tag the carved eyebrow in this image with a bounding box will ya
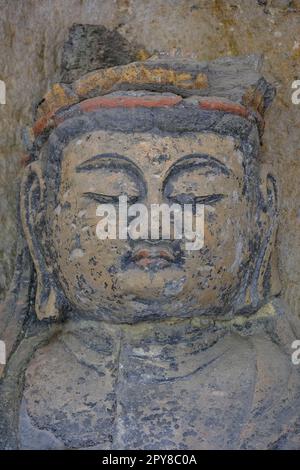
[78,152,147,188]
[166,153,231,178]
[163,153,231,190]
[76,153,143,179]
[76,153,146,197]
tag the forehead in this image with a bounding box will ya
[61,130,245,179]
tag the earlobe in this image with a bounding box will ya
[20,162,63,320]
[260,168,280,295]
[248,164,281,307]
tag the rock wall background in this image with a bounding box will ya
[0,0,299,316]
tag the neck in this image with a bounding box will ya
[51,301,278,384]
[63,300,277,356]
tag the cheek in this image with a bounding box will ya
[51,201,131,300]
[183,200,251,285]
[204,199,250,252]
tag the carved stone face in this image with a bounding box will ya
[41,128,265,322]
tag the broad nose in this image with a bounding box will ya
[143,186,165,207]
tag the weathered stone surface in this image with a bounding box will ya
[0,2,300,451]
[0,0,300,318]
[32,54,272,139]
[60,23,148,83]
[0,52,299,449]
[1,301,299,449]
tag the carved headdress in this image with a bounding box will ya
[28,51,275,155]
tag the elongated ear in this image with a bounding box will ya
[246,164,281,308]
[20,161,63,320]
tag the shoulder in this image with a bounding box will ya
[238,300,300,449]
[19,320,120,449]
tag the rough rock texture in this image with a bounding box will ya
[1,301,300,449]
[0,0,299,318]
[0,8,300,449]
[60,24,148,83]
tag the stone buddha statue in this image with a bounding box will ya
[0,32,299,449]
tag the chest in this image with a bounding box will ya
[18,334,256,449]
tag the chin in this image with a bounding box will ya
[115,266,188,301]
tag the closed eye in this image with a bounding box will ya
[168,193,225,206]
[83,192,139,204]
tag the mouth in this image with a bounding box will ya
[131,247,175,269]
[120,241,184,272]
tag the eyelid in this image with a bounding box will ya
[194,194,225,204]
[168,193,225,205]
[77,156,147,199]
[83,192,139,204]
